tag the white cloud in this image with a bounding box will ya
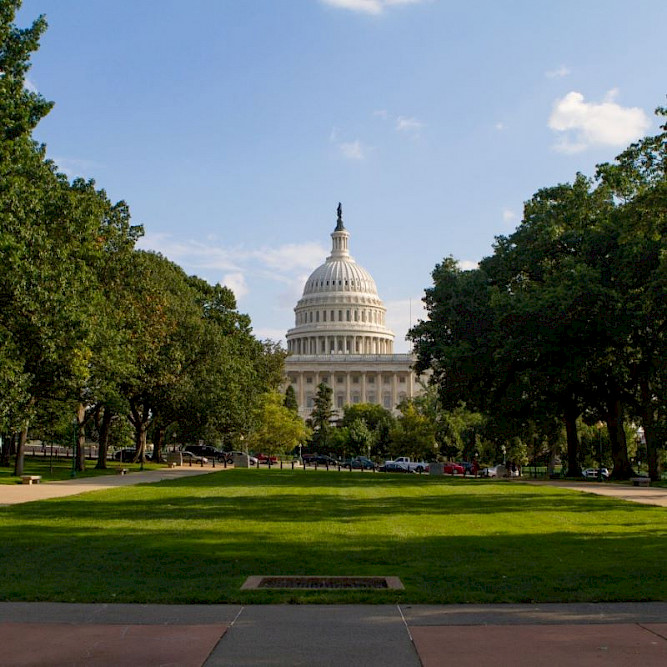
[502,208,517,223]
[320,0,425,15]
[373,109,389,119]
[339,140,365,160]
[251,242,327,272]
[252,327,287,344]
[138,234,327,304]
[458,259,479,271]
[24,77,38,93]
[395,115,423,134]
[495,122,505,131]
[548,90,650,154]
[49,155,102,179]
[222,272,249,300]
[546,65,570,79]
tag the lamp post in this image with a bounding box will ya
[71,416,77,478]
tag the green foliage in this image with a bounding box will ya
[247,391,310,456]
[389,399,438,461]
[283,384,298,413]
[308,382,334,451]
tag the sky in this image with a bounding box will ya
[18,0,667,352]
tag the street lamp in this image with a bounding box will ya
[71,416,78,478]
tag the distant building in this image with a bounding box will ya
[285,205,420,419]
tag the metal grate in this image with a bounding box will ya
[241,576,404,590]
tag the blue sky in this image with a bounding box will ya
[19,0,667,352]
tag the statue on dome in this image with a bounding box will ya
[335,202,344,230]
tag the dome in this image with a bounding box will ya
[302,259,378,297]
[286,205,395,357]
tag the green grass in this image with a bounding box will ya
[0,469,665,604]
[0,457,164,484]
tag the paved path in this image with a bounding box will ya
[0,466,218,505]
[0,602,665,665]
[525,479,667,507]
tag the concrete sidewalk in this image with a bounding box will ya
[526,479,667,507]
[0,602,665,666]
[0,466,219,505]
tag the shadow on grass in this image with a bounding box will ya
[0,516,664,604]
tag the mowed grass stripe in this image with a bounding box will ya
[0,469,664,604]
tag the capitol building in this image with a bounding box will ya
[285,205,421,419]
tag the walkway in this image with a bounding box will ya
[0,466,218,505]
[0,602,665,665]
[525,479,667,507]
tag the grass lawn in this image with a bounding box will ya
[0,469,664,604]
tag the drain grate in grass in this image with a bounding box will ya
[241,576,404,590]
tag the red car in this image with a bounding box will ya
[443,462,465,475]
[256,453,278,464]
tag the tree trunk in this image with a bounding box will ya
[605,397,634,480]
[95,407,112,470]
[152,425,166,463]
[638,376,660,482]
[76,403,86,472]
[563,405,581,477]
[129,401,151,462]
[14,423,29,477]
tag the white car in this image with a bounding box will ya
[481,465,519,478]
[582,468,609,480]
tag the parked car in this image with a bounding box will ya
[378,461,415,474]
[481,464,519,478]
[183,445,227,462]
[113,448,137,462]
[227,451,258,465]
[582,468,610,480]
[443,462,465,475]
[180,451,209,464]
[256,453,278,464]
[342,456,376,470]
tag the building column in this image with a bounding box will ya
[392,373,398,408]
[345,371,351,405]
[361,372,367,403]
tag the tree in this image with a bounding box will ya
[308,382,334,451]
[247,391,309,458]
[284,385,298,413]
[389,399,438,461]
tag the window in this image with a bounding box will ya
[383,375,390,385]
[338,310,342,321]
[331,310,335,321]
[383,395,391,408]
[323,311,327,322]
[346,310,350,321]
[352,376,360,384]
[316,311,319,322]
[322,376,329,384]
[368,393,376,403]
[337,376,344,384]
[306,377,313,384]
[337,395,344,408]
[352,394,360,404]
[306,395,314,407]
[368,376,375,384]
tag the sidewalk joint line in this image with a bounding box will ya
[638,622,667,641]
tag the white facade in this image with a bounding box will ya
[285,206,418,419]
